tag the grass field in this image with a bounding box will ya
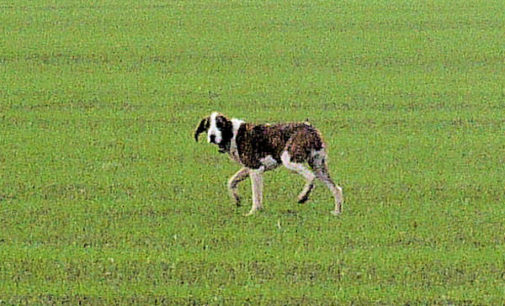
[1,0,505,303]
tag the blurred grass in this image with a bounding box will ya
[1,0,505,303]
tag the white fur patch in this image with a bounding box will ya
[231,118,244,136]
[207,111,222,144]
[260,155,278,169]
[229,118,244,163]
[281,151,315,181]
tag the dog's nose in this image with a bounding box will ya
[209,135,216,143]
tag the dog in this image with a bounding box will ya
[194,112,343,216]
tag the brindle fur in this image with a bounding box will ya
[235,123,323,169]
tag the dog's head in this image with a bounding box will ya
[194,112,234,153]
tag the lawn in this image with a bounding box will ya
[1,0,504,303]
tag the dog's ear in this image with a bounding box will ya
[194,117,210,142]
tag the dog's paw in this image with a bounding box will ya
[297,195,309,204]
[244,209,261,216]
[330,210,341,216]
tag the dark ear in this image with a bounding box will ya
[194,117,209,142]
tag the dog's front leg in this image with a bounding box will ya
[246,168,264,216]
[228,167,249,206]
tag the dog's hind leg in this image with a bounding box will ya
[281,151,316,204]
[311,150,343,215]
[228,167,249,207]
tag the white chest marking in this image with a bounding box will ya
[229,118,244,163]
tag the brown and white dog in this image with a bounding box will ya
[194,112,343,216]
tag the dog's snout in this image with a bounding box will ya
[209,134,216,143]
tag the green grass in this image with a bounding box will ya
[1,0,505,303]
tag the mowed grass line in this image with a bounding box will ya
[1,0,505,303]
